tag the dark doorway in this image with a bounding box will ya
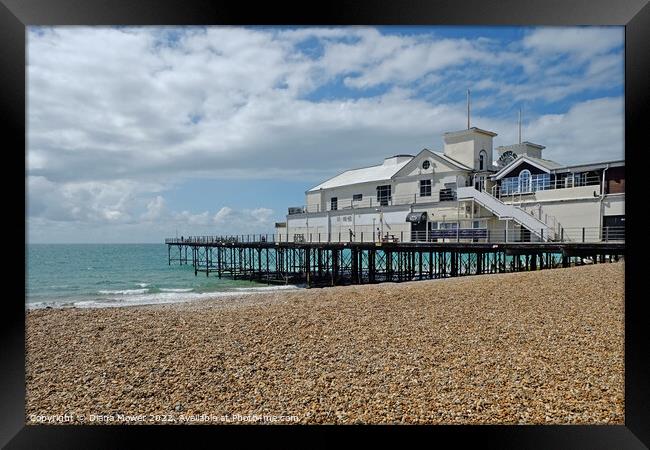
[603,215,625,241]
[411,221,426,242]
[406,212,427,242]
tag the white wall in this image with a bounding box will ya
[286,208,414,242]
[443,131,494,170]
[533,185,600,201]
[305,191,322,211]
[287,195,609,243]
[286,203,474,242]
[474,134,494,169]
[308,181,392,211]
[306,156,469,211]
[486,218,527,242]
[443,139,475,169]
[603,194,625,216]
[393,172,466,199]
[286,214,329,238]
[519,199,601,230]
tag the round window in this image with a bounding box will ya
[422,160,431,170]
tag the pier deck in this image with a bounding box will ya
[165,236,624,288]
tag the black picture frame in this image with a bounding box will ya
[3,0,649,447]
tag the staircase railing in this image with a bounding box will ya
[490,186,563,240]
[520,203,563,238]
[459,187,555,241]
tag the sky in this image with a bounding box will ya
[26,26,624,243]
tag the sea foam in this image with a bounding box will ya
[28,284,305,309]
[97,288,149,295]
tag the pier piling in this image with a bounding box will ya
[165,237,624,288]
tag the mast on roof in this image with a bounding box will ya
[467,89,471,129]
[518,107,522,144]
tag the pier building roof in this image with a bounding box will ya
[308,149,472,192]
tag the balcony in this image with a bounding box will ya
[496,173,601,197]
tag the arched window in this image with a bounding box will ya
[479,150,487,171]
[519,169,531,193]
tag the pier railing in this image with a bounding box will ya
[166,229,624,287]
[165,225,624,245]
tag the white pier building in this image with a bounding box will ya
[277,127,624,243]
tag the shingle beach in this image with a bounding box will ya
[26,262,624,425]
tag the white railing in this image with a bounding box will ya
[494,174,602,200]
[518,203,562,236]
[457,187,555,241]
[165,226,624,245]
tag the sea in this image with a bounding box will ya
[26,244,301,309]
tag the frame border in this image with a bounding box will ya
[3,0,649,447]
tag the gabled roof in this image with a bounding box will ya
[525,156,564,169]
[392,149,472,178]
[308,157,412,192]
[308,148,477,192]
[432,151,473,171]
[492,155,563,180]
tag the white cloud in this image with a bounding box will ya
[342,38,487,89]
[26,26,624,242]
[250,207,273,223]
[213,206,233,224]
[212,206,275,228]
[27,176,163,224]
[141,195,166,221]
[27,26,623,184]
[174,210,210,226]
[524,97,624,164]
[523,27,623,60]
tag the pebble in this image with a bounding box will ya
[25,263,624,424]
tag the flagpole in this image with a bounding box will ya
[467,89,471,129]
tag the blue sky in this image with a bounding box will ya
[27,26,624,243]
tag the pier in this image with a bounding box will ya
[165,234,624,288]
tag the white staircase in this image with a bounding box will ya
[457,187,556,241]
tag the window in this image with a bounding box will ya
[419,179,432,197]
[479,150,487,171]
[501,177,517,195]
[377,185,391,206]
[502,172,550,194]
[353,194,363,201]
[422,160,431,170]
[439,188,454,201]
[440,222,458,229]
[532,173,550,191]
[518,170,532,193]
[572,172,587,187]
[330,197,337,211]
